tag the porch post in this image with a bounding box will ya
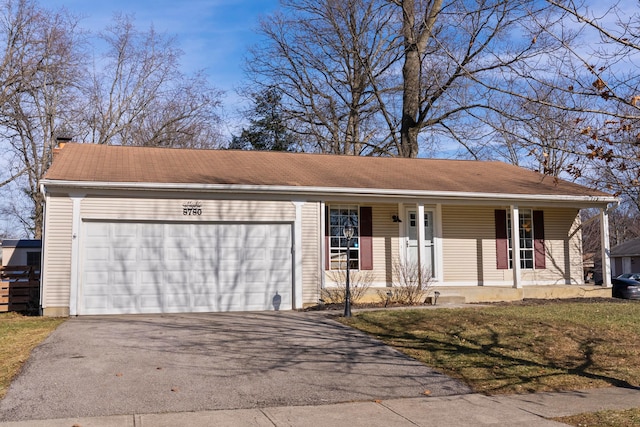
[510,205,522,289]
[600,207,612,288]
[417,203,426,283]
[293,201,305,309]
[435,204,443,283]
[320,202,326,292]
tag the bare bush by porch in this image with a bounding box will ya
[321,270,375,304]
[376,259,434,306]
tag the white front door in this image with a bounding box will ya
[406,210,434,277]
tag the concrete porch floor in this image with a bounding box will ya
[431,284,612,304]
[353,284,612,305]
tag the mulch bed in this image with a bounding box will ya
[303,297,628,312]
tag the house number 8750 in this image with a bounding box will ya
[182,201,203,216]
[183,207,202,216]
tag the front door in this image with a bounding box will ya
[406,210,434,277]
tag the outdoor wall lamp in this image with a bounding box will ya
[392,215,402,223]
[343,221,354,317]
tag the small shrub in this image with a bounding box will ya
[377,258,433,305]
[322,269,375,304]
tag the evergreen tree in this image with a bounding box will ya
[231,88,297,151]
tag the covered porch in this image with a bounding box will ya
[320,200,615,301]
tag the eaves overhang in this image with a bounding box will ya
[40,179,618,207]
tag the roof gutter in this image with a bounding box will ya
[40,179,618,205]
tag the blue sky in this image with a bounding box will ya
[45,0,281,111]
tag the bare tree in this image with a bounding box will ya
[0,0,84,238]
[389,0,574,158]
[0,6,225,238]
[247,0,401,155]
[249,0,567,158]
[491,1,640,203]
[79,14,223,148]
[485,80,586,177]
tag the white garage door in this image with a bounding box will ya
[80,221,293,315]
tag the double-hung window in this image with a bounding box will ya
[495,208,545,270]
[328,205,359,270]
[507,209,534,269]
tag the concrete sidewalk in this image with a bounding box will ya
[1,387,638,427]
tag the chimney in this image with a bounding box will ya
[52,136,72,161]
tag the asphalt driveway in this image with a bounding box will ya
[0,311,471,421]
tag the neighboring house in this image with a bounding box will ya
[1,239,42,267]
[39,143,617,316]
[611,239,640,277]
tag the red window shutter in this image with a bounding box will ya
[533,210,545,269]
[495,209,509,269]
[360,207,373,270]
[324,205,330,270]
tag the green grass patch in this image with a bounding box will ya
[0,313,65,399]
[340,300,640,395]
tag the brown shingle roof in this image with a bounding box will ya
[43,143,612,199]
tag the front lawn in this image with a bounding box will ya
[0,313,65,399]
[340,300,640,395]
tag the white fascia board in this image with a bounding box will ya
[40,179,618,206]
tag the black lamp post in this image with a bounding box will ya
[343,221,354,317]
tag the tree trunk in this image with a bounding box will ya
[33,191,44,239]
[398,0,442,158]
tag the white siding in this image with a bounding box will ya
[441,205,500,284]
[371,203,399,284]
[441,205,583,286]
[301,202,321,304]
[81,197,296,222]
[42,196,73,308]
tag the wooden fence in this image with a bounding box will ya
[0,265,40,313]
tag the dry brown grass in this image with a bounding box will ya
[341,299,640,395]
[0,313,65,399]
[553,408,640,427]
[342,299,640,425]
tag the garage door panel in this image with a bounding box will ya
[164,293,190,308]
[84,296,108,310]
[81,221,293,314]
[113,247,137,261]
[85,247,110,261]
[245,248,267,261]
[141,223,164,237]
[192,294,217,308]
[219,250,242,263]
[85,271,109,285]
[139,247,163,260]
[270,248,292,262]
[114,223,137,235]
[245,275,266,286]
[111,270,137,284]
[112,295,139,310]
[86,222,110,237]
[140,270,163,284]
[167,225,191,237]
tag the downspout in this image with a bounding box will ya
[39,182,47,316]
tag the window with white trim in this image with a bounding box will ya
[328,205,359,270]
[507,209,534,269]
